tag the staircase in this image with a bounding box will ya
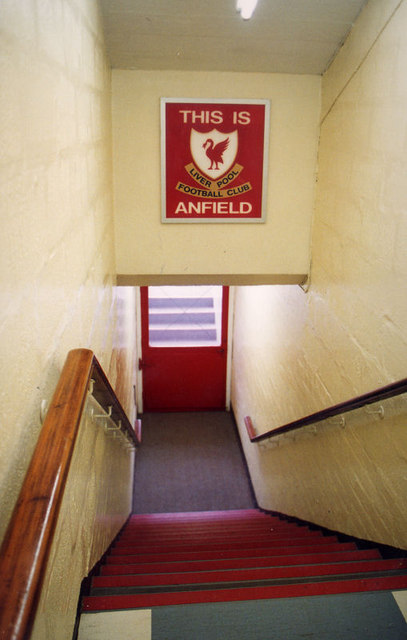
[81,509,407,612]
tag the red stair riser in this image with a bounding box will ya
[105,542,357,564]
[93,557,407,588]
[116,530,326,544]
[122,523,305,531]
[82,574,407,611]
[100,549,382,575]
[126,518,274,529]
[114,537,326,551]
[125,520,284,530]
[125,516,294,525]
[126,516,294,525]
[121,524,301,537]
[116,530,330,543]
[111,537,340,555]
[119,523,313,534]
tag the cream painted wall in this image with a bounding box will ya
[0,0,136,544]
[112,70,321,284]
[108,286,138,426]
[231,0,407,549]
[31,395,135,640]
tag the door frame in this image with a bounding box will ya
[135,285,234,413]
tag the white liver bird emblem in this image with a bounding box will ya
[190,129,238,179]
[202,137,230,171]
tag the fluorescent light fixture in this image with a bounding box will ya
[236,0,258,20]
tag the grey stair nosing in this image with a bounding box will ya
[99,556,385,576]
[112,540,343,554]
[100,557,392,577]
[106,544,358,561]
[89,568,407,597]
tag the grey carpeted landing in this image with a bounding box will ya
[133,412,256,513]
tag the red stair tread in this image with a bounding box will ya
[125,517,295,526]
[126,513,274,529]
[82,574,407,611]
[100,549,381,575]
[126,513,280,523]
[121,524,300,538]
[112,534,322,551]
[106,541,357,564]
[93,557,407,588]
[112,537,340,555]
[115,527,326,546]
[124,515,283,531]
[115,527,320,546]
[125,518,276,533]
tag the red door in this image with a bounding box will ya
[140,286,229,411]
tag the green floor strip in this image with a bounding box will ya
[152,592,407,639]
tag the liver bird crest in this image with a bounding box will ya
[202,137,230,171]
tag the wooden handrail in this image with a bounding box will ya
[246,377,407,443]
[0,349,140,640]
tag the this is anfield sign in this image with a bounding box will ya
[161,98,270,223]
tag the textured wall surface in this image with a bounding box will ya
[231,0,407,549]
[0,0,135,543]
[31,395,135,640]
[108,286,138,425]
[112,70,320,283]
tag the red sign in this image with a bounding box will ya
[161,99,270,223]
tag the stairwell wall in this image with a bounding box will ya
[30,395,135,640]
[111,69,321,284]
[231,0,407,549]
[0,0,137,548]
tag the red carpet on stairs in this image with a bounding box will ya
[82,509,407,612]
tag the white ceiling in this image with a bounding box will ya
[99,0,367,75]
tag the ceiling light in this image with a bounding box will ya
[236,0,258,20]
